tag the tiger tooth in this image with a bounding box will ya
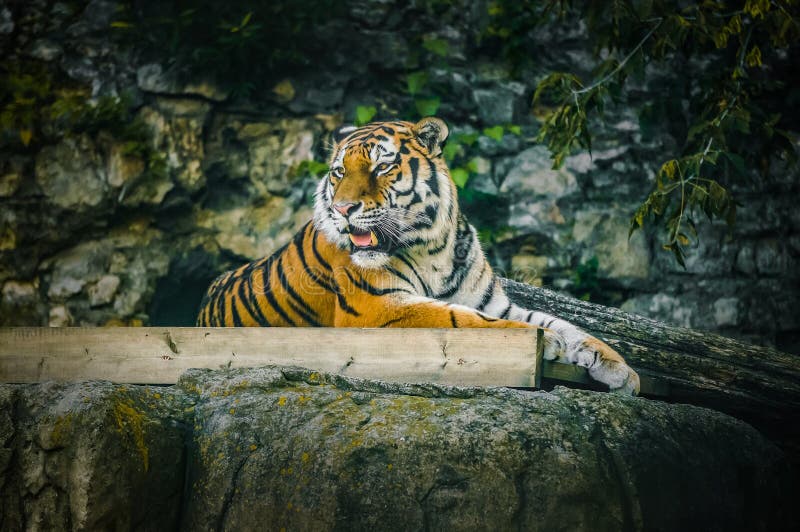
[370,231,378,246]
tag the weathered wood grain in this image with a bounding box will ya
[0,327,543,388]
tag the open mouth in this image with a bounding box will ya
[348,227,379,249]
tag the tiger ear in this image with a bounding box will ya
[332,125,358,147]
[413,117,449,157]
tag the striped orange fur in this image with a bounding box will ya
[197,118,640,394]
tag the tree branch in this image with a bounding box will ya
[501,277,800,459]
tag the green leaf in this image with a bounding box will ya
[724,152,747,177]
[483,125,504,142]
[297,159,329,177]
[414,97,440,117]
[663,243,686,269]
[507,124,522,136]
[422,37,449,57]
[19,128,32,146]
[442,142,462,164]
[406,71,428,96]
[355,105,377,126]
[450,167,469,188]
[458,132,479,146]
[708,181,727,210]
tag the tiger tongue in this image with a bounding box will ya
[349,230,376,248]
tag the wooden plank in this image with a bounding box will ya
[533,328,544,389]
[540,362,670,397]
[0,327,542,387]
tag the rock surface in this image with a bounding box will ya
[0,381,186,530]
[0,366,793,531]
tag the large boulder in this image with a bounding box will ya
[0,381,186,531]
[0,366,793,531]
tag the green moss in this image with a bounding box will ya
[112,399,150,472]
[50,413,73,447]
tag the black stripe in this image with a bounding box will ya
[309,268,336,292]
[477,313,498,322]
[248,240,289,296]
[295,228,336,293]
[203,304,212,327]
[241,272,271,326]
[525,310,533,323]
[197,290,212,326]
[230,294,244,326]
[437,239,475,299]
[379,317,405,327]
[311,230,333,272]
[393,172,416,197]
[396,253,431,296]
[411,204,437,230]
[408,157,421,194]
[264,288,296,326]
[476,279,495,311]
[385,266,415,291]
[213,284,228,326]
[232,279,255,325]
[344,269,411,296]
[397,236,425,248]
[336,289,361,317]
[427,237,448,255]
[260,260,296,326]
[500,304,511,320]
[277,255,319,319]
[293,224,310,266]
[285,297,322,326]
[436,272,469,299]
[426,159,439,195]
[544,318,555,329]
[449,310,458,328]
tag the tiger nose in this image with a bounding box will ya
[333,201,360,217]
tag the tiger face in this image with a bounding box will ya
[313,117,453,268]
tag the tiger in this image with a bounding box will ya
[197,117,640,394]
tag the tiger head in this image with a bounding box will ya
[313,117,454,268]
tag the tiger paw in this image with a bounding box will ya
[540,328,567,362]
[591,359,640,396]
[575,338,640,396]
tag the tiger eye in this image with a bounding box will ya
[330,166,345,182]
[375,163,394,175]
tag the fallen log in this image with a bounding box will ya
[503,278,800,459]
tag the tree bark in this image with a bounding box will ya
[502,278,800,460]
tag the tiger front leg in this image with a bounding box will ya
[529,312,640,395]
[544,325,639,395]
[334,296,567,361]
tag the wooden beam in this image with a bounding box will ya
[0,327,547,388]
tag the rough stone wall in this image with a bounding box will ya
[1,1,798,353]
